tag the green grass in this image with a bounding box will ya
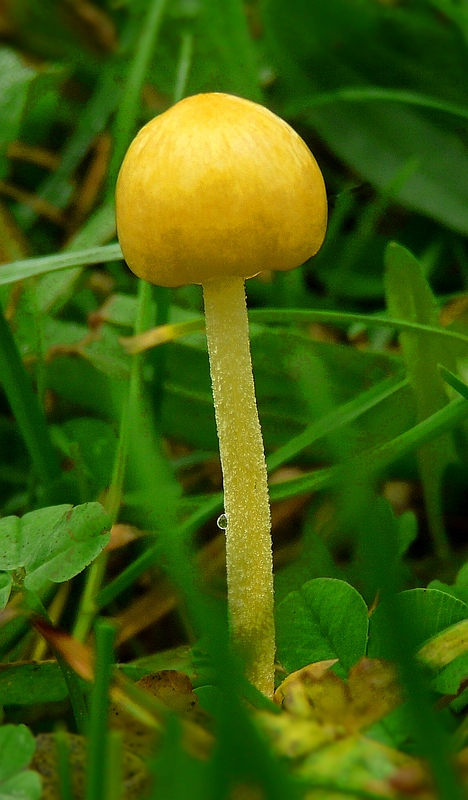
[1,2,468,799]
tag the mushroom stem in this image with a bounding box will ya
[203,276,274,698]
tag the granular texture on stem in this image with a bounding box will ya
[203,276,275,698]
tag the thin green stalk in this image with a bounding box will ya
[105,731,124,800]
[73,280,153,642]
[95,537,163,610]
[173,31,193,103]
[85,620,116,800]
[249,308,468,347]
[54,726,74,800]
[24,280,47,410]
[286,86,468,123]
[0,244,122,287]
[357,395,468,473]
[267,373,406,472]
[24,590,88,734]
[310,187,355,268]
[109,278,155,514]
[107,0,170,191]
[419,447,450,559]
[0,308,60,485]
[151,285,171,422]
[72,554,109,644]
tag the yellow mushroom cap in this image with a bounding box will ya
[116,92,328,288]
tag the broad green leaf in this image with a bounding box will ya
[0,502,111,598]
[427,580,468,606]
[0,662,68,706]
[300,100,468,235]
[0,770,42,800]
[263,0,468,233]
[46,353,125,425]
[384,242,456,558]
[0,573,12,610]
[186,0,261,99]
[17,62,64,147]
[0,653,194,707]
[368,589,468,659]
[0,725,40,799]
[24,503,111,591]
[276,578,369,676]
[384,242,455,416]
[431,652,468,697]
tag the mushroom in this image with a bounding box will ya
[115,92,327,698]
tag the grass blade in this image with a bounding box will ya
[0,243,122,286]
[0,309,60,485]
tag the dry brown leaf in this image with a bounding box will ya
[274,660,339,708]
[263,658,402,762]
[8,141,61,170]
[33,617,95,681]
[300,736,434,800]
[104,523,143,552]
[31,732,148,800]
[113,579,177,645]
[137,670,198,715]
[66,132,111,234]
[0,180,66,225]
[345,657,402,733]
[110,670,212,761]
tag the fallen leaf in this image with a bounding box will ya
[30,732,148,800]
[33,618,94,682]
[275,657,401,734]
